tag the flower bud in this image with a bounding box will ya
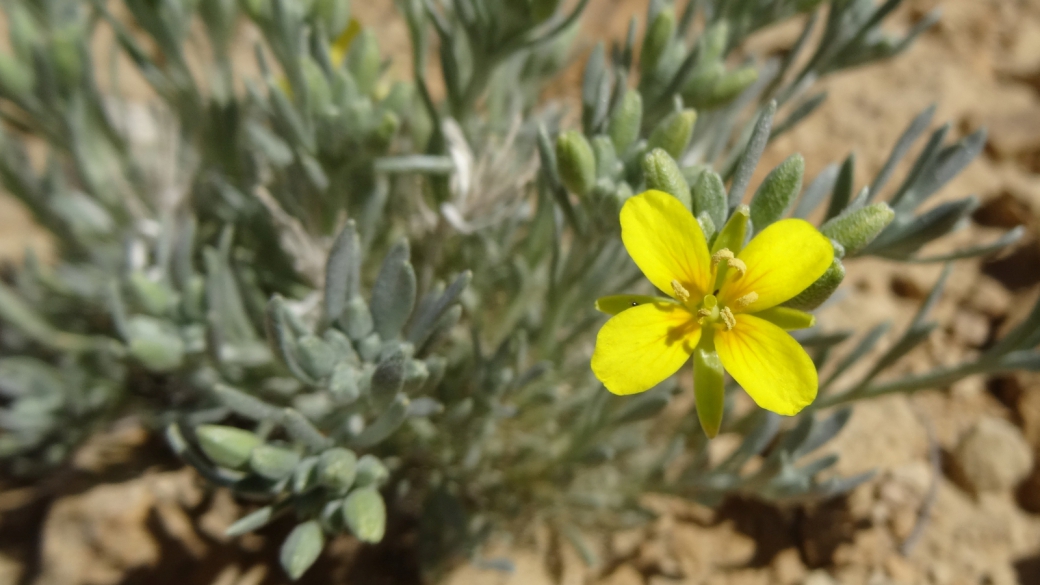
[342,487,386,543]
[783,258,846,311]
[704,66,758,108]
[608,89,643,154]
[347,29,380,96]
[196,425,261,469]
[556,130,597,197]
[648,109,697,159]
[750,153,804,233]
[313,0,352,37]
[820,202,895,255]
[318,447,358,491]
[591,135,619,181]
[642,148,691,211]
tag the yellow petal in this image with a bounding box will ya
[715,313,817,415]
[620,190,713,300]
[753,306,815,330]
[592,301,700,396]
[594,295,666,315]
[718,218,833,313]
[330,19,363,67]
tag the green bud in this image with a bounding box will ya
[820,202,895,255]
[342,487,386,543]
[556,130,597,197]
[692,170,727,232]
[700,21,730,64]
[591,135,619,181]
[347,29,380,96]
[693,345,725,439]
[682,61,724,107]
[317,447,358,491]
[250,444,302,480]
[531,0,562,22]
[313,0,352,37]
[681,164,707,189]
[297,336,337,379]
[711,205,750,289]
[280,521,325,580]
[750,154,804,233]
[0,52,33,98]
[609,90,643,154]
[196,425,261,469]
[354,454,389,487]
[642,149,691,210]
[642,6,676,75]
[782,259,846,311]
[648,109,697,159]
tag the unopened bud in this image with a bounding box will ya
[643,149,691,210]
[641,6,676,76]
[556,130,597,196]
[347,29,380,96]
[608,89,643,153]
[648,109,697,159]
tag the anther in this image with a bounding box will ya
[671,280,691,302]
[727,258,747,278]
[720,307,736,330]
[734,291,758,309]
[711,249,734,269]
[697,308,712,319]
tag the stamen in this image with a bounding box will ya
[697,308,712,319]
[720,307,736,330]
[727,258,747,278]
[671,280,691,302]
[711,249,734,269]
[734,291,759,309]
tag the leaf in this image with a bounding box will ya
[325,220,361,326]
[750,153,804,233]
[342,487,387,543]
[728,101,776,208]
[370,239,417,340]
[280,521,325,580]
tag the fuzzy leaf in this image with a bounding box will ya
[370,240,417,340]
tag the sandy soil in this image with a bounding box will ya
[3,1,1040,584]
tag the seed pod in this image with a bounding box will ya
[647,109,697,159]
[317,447,358,491]
[556,130,597,197]
[641,5,676,75]
[354,454,389,487]
[342,487,386,543]
[820,202,895,255]
[750,153,804,233]
[783,259,846,311]
[608,89,643,154]
[196,425,262,469]
[693,347,725,438]
[280,520,325,580]
[250,444,302,480]
[642,149,691,210]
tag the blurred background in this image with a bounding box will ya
[2,0,1040,584]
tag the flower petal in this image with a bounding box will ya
[715,313,817,415]
[595,295,666,315]
[592,301,700,396]
[620,190,713,299]
[718,218,833,312]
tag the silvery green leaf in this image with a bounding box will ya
[351,394,409,448]
[581,42,610,134]
[728,101,776,209]
[282,408,331,451]
[647,109,696,160]
[896,129,986,213]
[127,316,185,372]
[296,335,337,380]
[905,226,1025,263]
[824,152,855,221]
[870,104,936,198]
[407,397,444,418]
[714,411,781,475]
[824,321,891,389]
[889,123,950,209]
[226,505,279,537]
[265,296,318,385]
[329,362,361,403]
[750,153,804,233]
[370,351,405,410]
[869,196,979,257]
[793,163,838,219]
[213,384,283,421]
[250,444,301,480]
[592,135,619,181]
[354,454,390,487]
[407,271,470,349]
[795,408,853,459]
[318,447,358,491]
[280,520,325,580]
[344,297,374,341]
[342,487,386,543]
[196,425,262,469]
[325,220,361,326]
[370,240,416,340]
[608,89,643,154]
[692,169,727,231]
[293,456,319,494]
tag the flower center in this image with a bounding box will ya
[687,248,757,331]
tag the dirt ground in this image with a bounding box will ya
[4,0,1040,584]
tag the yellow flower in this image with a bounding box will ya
[591,190,833,419]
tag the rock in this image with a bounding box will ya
[972,191,1033,228]
[802,569,838,585]
[965,276,1012,319]
[950,310,991,347]
[982,239,1040,291]
[952,417,1034,493]
[982,104,1040,161]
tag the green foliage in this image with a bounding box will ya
[0,0,1033,582]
